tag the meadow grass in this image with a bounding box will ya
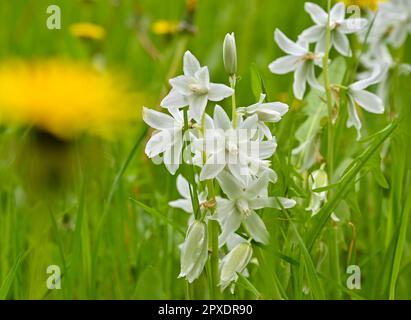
[0,0,410,299]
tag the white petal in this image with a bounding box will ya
[143,107,175,130]
[259,140,277,159]
[208,83,234,101]
[268,55,300,74]
[305,2,328,25]
[145,131,168,158]
[169,199,192,213]
[330,2,345,22]
[244,173,270,199]
[239,114,258,130]
[216,170,243,199]
[163,135,183,175]
[160,89,188,108]
[200,151,226,181]
[213,105,231,130]
[249,197,296,210]
[306,63,324,91]
[195,67,210,88]
[351,90,384,114]
[188,94,208,123]
[176,174,191,199]
[274,29,307,56]
[293,63,309,100]
[332,31,352,57]
[218,210,242,247]
[339,18,368,34]
[315,35,327,54]
[169,76,191,95]
[243,211,269,244]
[350,65,388,91]
[299,25,325,42]
[183,50,201,77]
[346,95,362,140]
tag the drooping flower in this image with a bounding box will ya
[306,164,328,215]
[223,32,237,76]
[161,51,234,122]
[214,171,296,246]
[237,94,289,139]
[346,65,388,139]
[179,220,208,283]
[143,107,184,174]
[269,29,323,100]
[299,2,367,57]
[219,242,253,291]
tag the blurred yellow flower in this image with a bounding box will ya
[152,20,179,35]
[69,22,106,40]
[0,60,137,140]
[342,0,382,10]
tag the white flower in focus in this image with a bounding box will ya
[179,220,208,283]
[346,65,388,139]
[143,107,184,175]
[299,2,367,56]
[269,29,323,100]
[169,175,207,213]
[193,105,277,182]
[219,242,253,291]
[161,51,234,123]
[214,171,296,246]
[237,94,289,139]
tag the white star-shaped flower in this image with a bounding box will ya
[346,65,388,139]
[161,51,234,123]
[214,171,296,246]
[269,29,323,100]
[299,2,367,57]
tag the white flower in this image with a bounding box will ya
[299,2,367,57]
[169,175,207,213]
[237,94,289,139]
[193,105,277,182]
[179,220,208,283]
[269,29,323,100]
[214,171,296,246]
[161,51,234,123]
[219,242,253,291]
[346,65,388,139]
[143,107,184,175]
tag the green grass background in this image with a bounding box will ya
[0,0,410,299]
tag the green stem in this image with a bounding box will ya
[230,75,237,128]
[323,0,334,181]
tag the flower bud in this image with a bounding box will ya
[219,242,252,291]
[179,220,208,283]
[223,32,237,76]
[307,164,328,215]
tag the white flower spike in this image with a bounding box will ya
[161,51,234,123]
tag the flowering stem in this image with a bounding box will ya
[323,0,334,181]
[230,75,237,128]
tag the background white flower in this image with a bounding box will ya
[269,29,323,100]
[300,2,367,57]
[161,51,234,123]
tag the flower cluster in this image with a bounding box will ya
[143,33,295,290]
[269,1,391,139]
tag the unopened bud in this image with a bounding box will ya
[220,242,252,291]
[223,32,237,76]
[179,220,208,283]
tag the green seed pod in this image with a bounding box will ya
[223,32,237,76]
[179,220,208,283]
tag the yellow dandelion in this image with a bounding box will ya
[342,0,383,11]
[0,59,138,140]
[152,20,179,36]
[69,22,106,40]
